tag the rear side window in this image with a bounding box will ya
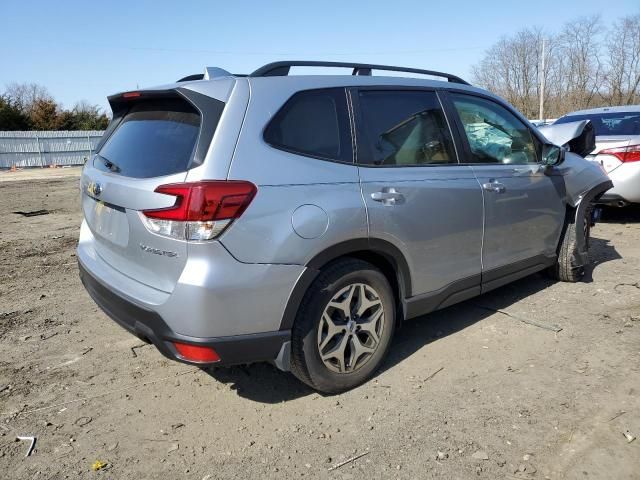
[264,88,352,162]
[96,98,201,178]
[355,90,456,166]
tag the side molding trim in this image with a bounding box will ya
[403,274,481,320]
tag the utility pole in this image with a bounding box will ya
[539,38,545,122]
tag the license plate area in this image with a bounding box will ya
[83,196,130,248]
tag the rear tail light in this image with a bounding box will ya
[172,342,220,363]
[599,144,640,163]
[141,181,256,241]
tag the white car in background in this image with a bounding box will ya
[553,106,640,207]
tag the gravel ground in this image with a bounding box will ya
[0,169,638,479]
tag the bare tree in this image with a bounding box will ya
[4,82,53,116]
[473,28,548,118]
[605,14,640,105]
[472,13,640,118]
[556,15,604,111]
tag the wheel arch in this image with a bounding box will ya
[278,238,411,331]
[572,180,613,266]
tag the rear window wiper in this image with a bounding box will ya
[97,154,121,173]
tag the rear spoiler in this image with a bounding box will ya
[96,90,181,154]
[538,120,596,157]
[106,89,181,119]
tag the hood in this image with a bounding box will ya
[538,120,596,157]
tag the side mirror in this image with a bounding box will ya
[541,144,565,166]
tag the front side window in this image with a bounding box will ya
[356,90,456,166]
[264,88,352,162]
[451,94,540,164]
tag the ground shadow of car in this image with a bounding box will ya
[203,237,621,403]
[582,236,623,282]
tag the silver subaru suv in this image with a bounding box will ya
[78,61,611,393]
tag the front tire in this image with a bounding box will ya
[290,258,396,394]
[548,206,592,282]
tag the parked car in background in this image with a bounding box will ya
[77,61,611,393]
[553,106,640,206]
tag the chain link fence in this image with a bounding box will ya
[0,131,105,168]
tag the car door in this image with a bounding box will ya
[352,88,484,307]
[444,92,565,291]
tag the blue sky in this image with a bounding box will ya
[1,0,638,112]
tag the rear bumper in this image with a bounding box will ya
[77,220,304,338]
[598,193,632,206]
[79,261,290,366]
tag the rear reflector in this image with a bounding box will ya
[141,181,256,241]
[599,144,640,163]
[173,342,220,363]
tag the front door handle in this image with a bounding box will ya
[482,181,506,194]
[371,187,404,206]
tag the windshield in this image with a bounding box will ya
[554,111,640,136]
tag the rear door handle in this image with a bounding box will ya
[371,188,404,206]
[482,181,506,194]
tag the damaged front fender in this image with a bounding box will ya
[572,178,612,266]
[554,152,612,208]
[551,152,613,266]
[538,119,612,266]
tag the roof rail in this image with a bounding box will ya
[249,61,470,85]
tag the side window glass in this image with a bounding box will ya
[356,90,456,166]
[451,94,540,164]
[264,88,352,162]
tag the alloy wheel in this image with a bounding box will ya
[316,283,385,373]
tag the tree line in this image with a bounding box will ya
[0,83,109,131]
[472,13,640,119]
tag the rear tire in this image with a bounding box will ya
[290,258,395,394]
[548,206,592,282]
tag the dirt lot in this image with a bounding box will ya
[0,168,639,480]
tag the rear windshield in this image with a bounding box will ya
[554,111,640,136]
[96,98,200,178]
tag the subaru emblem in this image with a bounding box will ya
[87,181,103,197]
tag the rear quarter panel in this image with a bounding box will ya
[222,78,366,265]
[183,78,250,182]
